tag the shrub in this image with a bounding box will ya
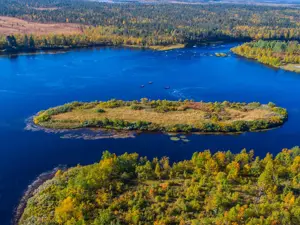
[131,105,143,110]
[96,108,106,113]
[248,102,261,109]
[233,121,250,132]
[268,102,276,108]
[34,113,50,124]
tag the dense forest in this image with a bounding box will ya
[231,40,300,70]
[1,0,300,51]
[19,147,300,224]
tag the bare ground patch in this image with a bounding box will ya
[0,16,84,35]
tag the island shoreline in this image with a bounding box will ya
[13,167,65,225]
[32,99,288,134]
[231,41,300,73]
[0,38,252,57]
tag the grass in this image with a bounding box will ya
[0,16,82,35]
[33,99,288,133]
[148,44,186,51]
[115,44,186,51]
[48,105,279,126]
[170,137,181,141]
[281,64,300,73]
[215,52,228,57]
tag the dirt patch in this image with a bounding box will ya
[0,16,84,35]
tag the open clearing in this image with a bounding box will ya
[33,100,287,132]
[52,107,273,127]
[282,64,300,73]
[0,16,83,35]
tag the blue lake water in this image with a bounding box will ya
[1,43,300,224]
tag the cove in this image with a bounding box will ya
[1,43,300,224]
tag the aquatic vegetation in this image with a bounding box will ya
[215,52,227,57]
[149,44,185,51]
[170,135,189,142]
[170,136,180,141]
[18,147,300,225]
[33,98,288,133]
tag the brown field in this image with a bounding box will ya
[0,16,83,35]
[51,106,274,127]
[34,100,287,132]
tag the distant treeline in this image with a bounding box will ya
[1,0,300,51]
[0,26,181,52]
[232,40,300,67]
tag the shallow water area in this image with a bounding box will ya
[25,117,136,140]
[1,43,300,224]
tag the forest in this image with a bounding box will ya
[231,40,300,71]
[19,147,300,224]
[1,0,300,51]
[33,99,288,133]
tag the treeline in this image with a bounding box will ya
[1,0,300,51]
[19,147,300,224]
[0,26,180,52]
[232,40,300,67]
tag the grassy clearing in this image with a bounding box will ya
[215,52,228,57]
[148,44,186,51]
[33,99,288,133]
[0,16,82,35]
[281,64,300,73]
[52,107,273,126]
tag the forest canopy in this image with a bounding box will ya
[231,40,300,72]
[19,147,300,225]
[1,0,300,51]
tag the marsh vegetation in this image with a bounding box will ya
[33,99,288,133]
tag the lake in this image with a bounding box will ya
[1,43,300,224]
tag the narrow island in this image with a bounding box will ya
[18,147,300,224]
[231,40,300,73]
[215,52,228,57]
[33,99,287,133]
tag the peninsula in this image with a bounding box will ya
[18,147,300,225]
[33,99,287,133]
[232,40,300,73]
